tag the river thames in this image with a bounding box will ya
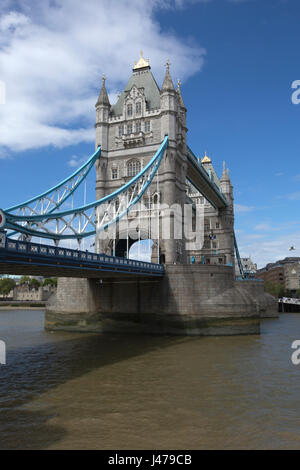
[0,308,299,450]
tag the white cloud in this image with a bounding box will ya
[286,191,300,201]
[236,231,300,268]
[254,223,271,231]
[171,0,211,8]
[0,0,206,155]
[68,154,88,168]
[234,204,255,213]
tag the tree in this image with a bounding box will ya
[43,278,57,287]
[19,276,31,285]
[264,280,286,298]
[0,278,16,296]
[29,278,40,289]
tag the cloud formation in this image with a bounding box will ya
[237,231,300,268]
[0,0,205,155]
[234,204,255,213]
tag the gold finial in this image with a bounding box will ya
[201,151,211,163]
[165,58,171,72]
[133,50,150,70]
[102,74,106,86]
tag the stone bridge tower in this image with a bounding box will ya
[46,54,277,335]
[94,53,188,264]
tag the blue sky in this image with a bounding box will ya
[0,0,299,267]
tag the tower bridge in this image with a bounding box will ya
[0,52,277,335]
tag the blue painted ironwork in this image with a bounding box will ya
[5,146,101,239]
[234,232,245,279]
[1,137,168,241]
[6,146,101,214]
[0,236,164,277]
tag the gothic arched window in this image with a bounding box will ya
[127,160,141,177]
[136,102,142,115]
[118,125,124,137]
[127,104,133,117]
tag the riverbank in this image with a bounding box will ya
[0,301,46,310]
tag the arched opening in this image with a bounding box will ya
[129,239,153,262]
[114,236,136,258]
[159,253,165,264]
[110,227,158,262]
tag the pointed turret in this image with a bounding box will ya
[95,74,110,152]
[220,161,231,182]
[176,79,186,109]
[161,59,175,93]
[220,160,233,206]
[95,75,110,108]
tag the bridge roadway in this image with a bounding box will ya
[0,237,164,280]
[186,147,228,209]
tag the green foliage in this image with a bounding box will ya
[0,278,16,296]
[264,280,292,298]
[29,278,40,289]
[43,278,57,287]
[19,276,31,285]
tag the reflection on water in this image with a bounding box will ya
[0,309,300,449]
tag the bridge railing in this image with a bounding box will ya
[2,238,164,275]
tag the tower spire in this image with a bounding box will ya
[161,58,175,92]
[176,78,185,108]
[221,160,231,182]
[95,74,110,107]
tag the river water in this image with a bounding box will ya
[0,309,299,450]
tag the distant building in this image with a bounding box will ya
[284,262,300,291]
[13,284,55,302]
[0,284,56,302]
[256,257,300,291]
[235,257,257,277]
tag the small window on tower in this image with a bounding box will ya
[127,123,133,134]
[145,121,150,132]
[127,104,133,117]
[118,125,123,137]
[127,160,141,177]
[136,102,141,115]
[216,222,220,229]
[112,168,118,180]
[136,122,141,133]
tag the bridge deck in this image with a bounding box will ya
[0,238,164,279]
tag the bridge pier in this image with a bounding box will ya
[45,266,277,335]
